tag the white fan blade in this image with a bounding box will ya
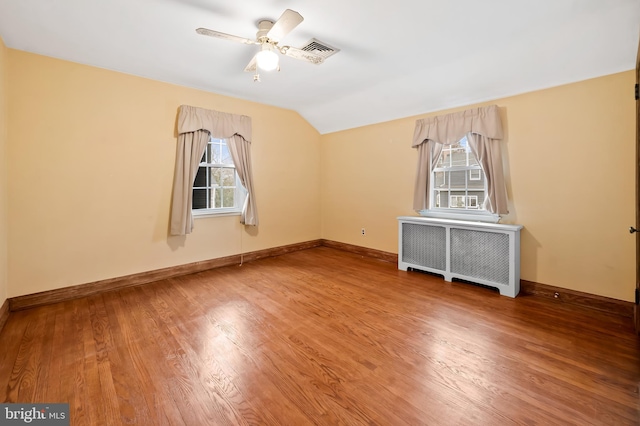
[244,55,257,72]
[196,28,257,45]
[281,46,324,65]
[266,9,303,42]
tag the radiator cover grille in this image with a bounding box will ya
[450,228,509,285]
[402,223,446,270]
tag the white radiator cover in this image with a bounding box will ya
[397,216,523,297]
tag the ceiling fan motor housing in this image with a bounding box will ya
[256,20,274,42]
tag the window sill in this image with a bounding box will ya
[418,209,500,223]
[193,209,242,218]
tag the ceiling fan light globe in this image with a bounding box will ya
[256,50,279,71]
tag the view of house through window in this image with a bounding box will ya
[432,136,486,210]
[192,137,245,214]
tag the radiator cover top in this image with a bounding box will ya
[398,216,523,297]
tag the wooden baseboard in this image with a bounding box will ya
[9,240,322,312]
[0,299,9,334]
[244,239,322,263]
[520,280,634,319]
[320,239,398,263]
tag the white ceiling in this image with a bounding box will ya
[0,0,638,134]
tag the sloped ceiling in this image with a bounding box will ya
[0,0,638,134]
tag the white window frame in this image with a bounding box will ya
[420,136,500,223]
[192,138,247,217]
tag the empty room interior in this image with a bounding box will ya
[0,1,640,425]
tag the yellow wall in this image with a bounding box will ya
[6,50,321,298]
[0,37,7,308]
[4,48,635,303]
[321,71,636,302]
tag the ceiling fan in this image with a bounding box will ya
[196,9,331,82]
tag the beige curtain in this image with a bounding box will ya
[170,105,257,235]
[467,133,508,214]
[413,140,443,211]
[412,105,508,214]
[170,130,211,235]
[227,134,258,226]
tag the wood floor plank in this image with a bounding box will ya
[62,299,95,425]
[41,304,65,405]
[4,307,49,402]
[31,306,58,403]
[0,311,30,402]
[1,246,639,425]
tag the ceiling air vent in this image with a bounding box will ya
[299,38,340,60]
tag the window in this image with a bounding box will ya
[432,136,487,212]
[192,137,246,215]
[413,105,508,221]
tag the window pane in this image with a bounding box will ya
[210,143,217,163]
[210,167,221,186]
[450,191,465,209]
[221,168,235,186]
[469,191,485,208]
[221,144,232,165]
[213,187,222,208]
[436,151,449,168]
[194,167,207,187]
[434,171,447,188]
[468,153,479,167]
[450,148,467,167]
[449,170,466,189]
[222,188,235,208]
[193,189,208,209]
[467,195,479,209]
[211,141,221,164]
[467,170,485,189]
[434,190,448,208]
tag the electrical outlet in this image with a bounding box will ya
[361,228,366,236]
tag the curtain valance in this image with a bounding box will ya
[177,105,252,142]
[412,105,503,147]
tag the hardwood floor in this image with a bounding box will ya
[1,246,639,425]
